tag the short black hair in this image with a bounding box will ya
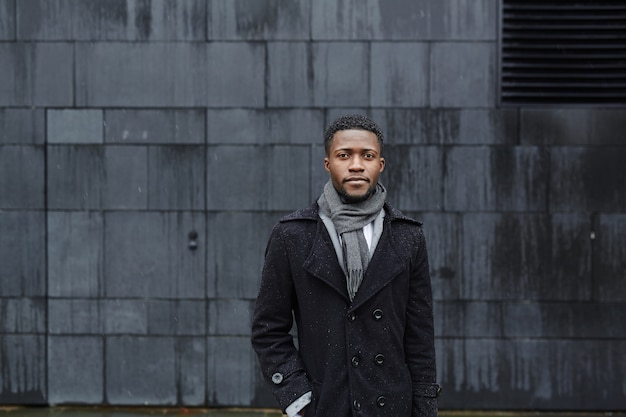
[324,114,384,156]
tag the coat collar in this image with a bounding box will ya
[287,201,421,307]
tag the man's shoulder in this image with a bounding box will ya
[384,203,423,227]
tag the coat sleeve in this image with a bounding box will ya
[404,227,440,417]
[251,224,312,412]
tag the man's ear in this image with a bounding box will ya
[324,157,330,172]
[379,157,385,172]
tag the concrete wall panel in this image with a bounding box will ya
[437,339,626,409]
[209,0,309,40]
[106,336,177,405]
[102,300,148,335]
[104,212,206,298]
[17,0,206,41]
[206,109,323,145]
[47,145,104,210]
[444,146,548,212]
[384,145,443,211]
[0,298,45,333]
[550,147,626,213]
[430,0,497,41]
[0,109,44,145]
[206,145,310,211]
[177,337,207,405]
[102,146,149,209]
[312,0,430,40]
[48,300,103,335]
[372,109,519,145]
[0,0,15,39]
[435,301,502,338]
[0,43,73,106]
[0,335,46,403]
[147,146,205,210]
[462,214,591,301]
[504,302,626,339]
[148,300,206,336]
[431,42,495,108]
[48,336,103,404]
[371,43,429,107]
[595,214,626,302]
[206,336,256,406]
[521,109,626,145]
[47,109,103,144]
[0,145,44,209]
[208,299,253,336]
[0,211,45,297]
[410,212,462,300]
[313,43,369,107]
[206,212,280,299]
[105,109,205,144]
[48,211,104,297]
[267,42,313,107]
[76,43,264,107]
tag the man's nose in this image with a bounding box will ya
[349,155,365,170]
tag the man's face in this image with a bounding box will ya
[324,129,385,204]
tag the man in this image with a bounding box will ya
[251,115,440,417]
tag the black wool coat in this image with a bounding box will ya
[251,202,439,417]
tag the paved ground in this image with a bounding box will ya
[0,408,282,417]
[1,408,625,417]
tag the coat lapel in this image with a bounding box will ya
[303,221,351,302]
[349,223,405,312]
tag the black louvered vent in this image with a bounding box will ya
[501,0,626,106]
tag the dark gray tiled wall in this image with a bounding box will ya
[105,109,205,144]
[521,109,626,145]
[1,0,625,411]
[17,0,207,41]
[550,147,626,213]
[75,43,265,107]
[371,43,429,107]
[48,336,103,404]
[0,0,15,40]
[0,212,46,296]
[0,146,45,208]
[103,212,206,298]
[0,109,45,144]
[206,109,323,145]
[209,0,310,40]
[437,339,626,409]
[48,211,104,297]
[595,214,626,302]
[0,43,73,106]
[0,335,46,403]
[106,337,178,405]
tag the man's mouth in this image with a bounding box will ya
[344,177,369,184]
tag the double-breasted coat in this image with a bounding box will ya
[251,202,440,417]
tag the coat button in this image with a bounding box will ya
[376,395,386,407]
[353,400,361,411]
[374,353,385,365]
[351,355,360,367]
[271,373,283,385]
[347,312,356,321]
[373,308,383,320]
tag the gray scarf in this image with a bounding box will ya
[318,180,386,301]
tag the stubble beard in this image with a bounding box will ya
[338,183,377,204]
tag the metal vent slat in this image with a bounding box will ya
[500,0,626,105]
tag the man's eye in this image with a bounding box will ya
[338,153,349,158]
